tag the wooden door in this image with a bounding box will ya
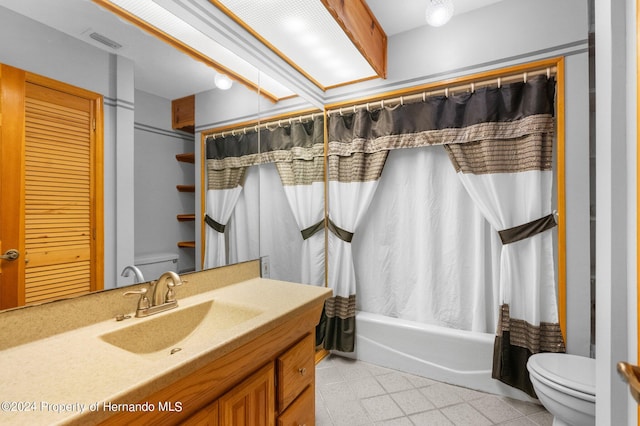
[219,363,275,426]
[0,65,103,309]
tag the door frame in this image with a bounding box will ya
[0,65,104,308]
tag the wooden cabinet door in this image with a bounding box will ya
[182,400,218,426]
[219,362,275,426]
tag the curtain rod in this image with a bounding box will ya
[327,66,557,116]
[207,111,322,140]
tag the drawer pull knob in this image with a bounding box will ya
[298,367,307,376]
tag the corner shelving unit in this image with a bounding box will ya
[172,95,196,250]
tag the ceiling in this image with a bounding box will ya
[0,0,506,102]
[366,0,505,36]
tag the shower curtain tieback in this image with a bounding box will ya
[327,217,354,243]
[205,214,226,233]
[301,219,325,240]
[498,213,557,245]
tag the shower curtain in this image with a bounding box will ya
[203,132,258,269]
[204,116,325,284]
[324,74,565,396]
[268,116,325,285]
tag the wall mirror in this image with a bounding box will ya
[0,0,322,311]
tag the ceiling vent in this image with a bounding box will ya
[89,32,122,49]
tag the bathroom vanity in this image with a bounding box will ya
[0,260,331,425]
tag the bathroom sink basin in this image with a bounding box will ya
[99,300,262,355]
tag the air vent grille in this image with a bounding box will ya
[89,32,122,49]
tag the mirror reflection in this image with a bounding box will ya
[0,0,321,311]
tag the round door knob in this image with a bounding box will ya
[298,367,307,376]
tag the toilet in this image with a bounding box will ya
[527,353,595,426]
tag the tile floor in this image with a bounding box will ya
[315,354,553,426]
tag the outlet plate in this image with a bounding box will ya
[260,256,270,278]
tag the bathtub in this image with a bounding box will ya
[336,311,535,402]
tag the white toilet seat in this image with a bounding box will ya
[528,353,596,402]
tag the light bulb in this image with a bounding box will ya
[215,73,233,90]
[425,0,454,27]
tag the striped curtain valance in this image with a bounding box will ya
[444,130,554,175]
[327,75,555,157]
[205,115,324,172]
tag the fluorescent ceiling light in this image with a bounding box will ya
[105,0,295,99]
[212,0,378,89]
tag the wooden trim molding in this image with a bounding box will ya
[555,57,568,343]
[320,0,387,79]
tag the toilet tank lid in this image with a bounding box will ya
[528,353,595,396]
[135,253,178,265]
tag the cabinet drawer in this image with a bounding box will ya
[277,385,314,426]
[277,333,314,412]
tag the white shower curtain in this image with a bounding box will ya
[353,146,501,333]
[279,180,325,285]
[227,165,260,265]
[272,116,326,285]
[203,184,243,269]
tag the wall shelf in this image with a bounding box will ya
[176,184,195,192]
[176,153,195,163]
[177,214,196,222]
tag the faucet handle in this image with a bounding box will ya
[164,278,184,303]
[124,287,150,311]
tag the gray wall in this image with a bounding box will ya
[134,90,195,274]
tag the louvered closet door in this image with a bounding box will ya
[24,83,94,304]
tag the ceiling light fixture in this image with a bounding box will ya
[214,73,233,90]
[425,0,454,27]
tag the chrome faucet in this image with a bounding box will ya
[121,265,145,283]
[124,271,184,318]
